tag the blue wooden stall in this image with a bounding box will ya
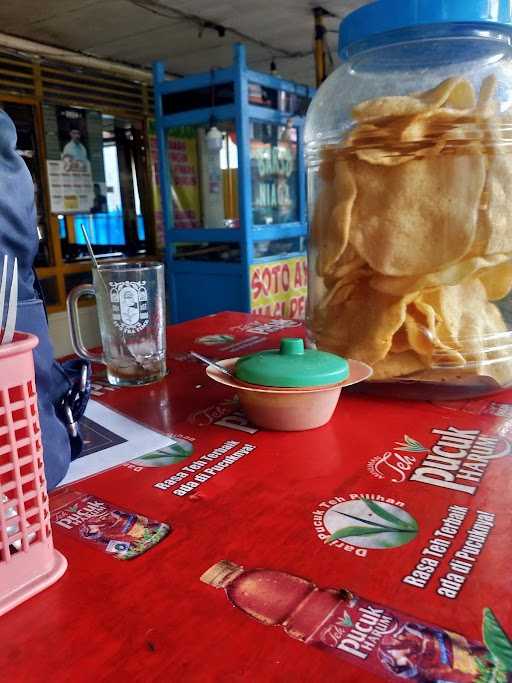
[153,44,314,323]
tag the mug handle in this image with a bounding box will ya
[66,284,105,365]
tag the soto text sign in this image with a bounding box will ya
[250,256,307,319]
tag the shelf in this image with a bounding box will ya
[161,104,236,128]
[168,223,308,244]
[156,67,235,97]
[153,44,313,323]
[246,69,313,98]
[170,260,243,274]
[252,223,308,241]
[247,105,302,126]
[251,250,306,265]
[169,228,241,243]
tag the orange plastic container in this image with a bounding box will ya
[0,332,67,616]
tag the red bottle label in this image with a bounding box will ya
[311,595,488,682]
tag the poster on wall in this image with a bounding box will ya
[148,123,201,242]
[250,255,307,319]
[169,126,201,228]
[44,105,95,213]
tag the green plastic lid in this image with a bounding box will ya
[234,338,349,388]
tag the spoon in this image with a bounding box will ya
[190,351,233,377]
[81,224,108,293]
[81,224,145,370]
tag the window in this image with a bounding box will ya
[59,114,148,261]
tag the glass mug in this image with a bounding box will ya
[67,262,166,386]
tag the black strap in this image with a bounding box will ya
[32,267,49,323]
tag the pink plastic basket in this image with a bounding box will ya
[0,332,66,616]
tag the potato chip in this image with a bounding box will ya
[352,77,476,121]
[404,308,436,358]
[349,153,486,276]
[352,96,429,122]
[369,253,512,296]
[477,74,497,117]
[313,285,417,365]
[347,112,451,166]
[329,159,357,257]
[372,351,426,380]
[419,279,508,369]
[417,77,476,110]
[310,182,336,276]
[324,244,367,287]
[404,299,465,366]
[318,156,335,182]
[408,300,512,387]
[479,260,512,300]
[313,160,356,277]
[390,325,410,353]
[480,152,512,255]
[310,74,512,389]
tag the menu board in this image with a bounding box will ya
[43,104,102,214]
[46,158,94,213]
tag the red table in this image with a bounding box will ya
[2,312,512,682]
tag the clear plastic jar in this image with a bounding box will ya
[305,0,512,399]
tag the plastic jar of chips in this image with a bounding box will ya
[305,0,512,399]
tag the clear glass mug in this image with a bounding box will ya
[67,262,166,386]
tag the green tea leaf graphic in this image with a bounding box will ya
[327,525,408,543]
[483,608,512,671]
[364,501,418,531]
[395,434,428,452]
[170,445,188,456]
[405,435,427,450]
[326,526,416,547]
[342,612,353,627]
[139,452,168,461]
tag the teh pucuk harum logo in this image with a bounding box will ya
[110,280,149,334]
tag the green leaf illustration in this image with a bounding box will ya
[406,435,427,450]
[395,434,428,452]
[327,526,386,542]
[327,525,415,543]
[138,452,169,461]
[170,445,189,456]
[364,500,418,531]
[483,608,512,672]
[342,612,353,627]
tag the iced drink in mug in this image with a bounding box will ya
[67,262,166,386]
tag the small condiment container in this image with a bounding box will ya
[205,337,372,431]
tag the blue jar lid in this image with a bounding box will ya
[339,0,512,58]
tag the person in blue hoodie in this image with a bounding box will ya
[0,108,80,489]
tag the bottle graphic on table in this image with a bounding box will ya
[201,561,509,682]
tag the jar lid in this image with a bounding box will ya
[234,338,349,388]
[339,0,512,58]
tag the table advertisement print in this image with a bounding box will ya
[7,313,508,683]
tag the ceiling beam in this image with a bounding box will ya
[0,31,154,83]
